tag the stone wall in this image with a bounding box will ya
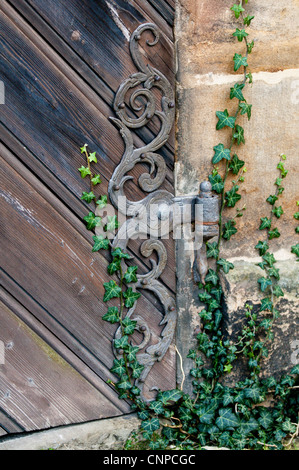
[175,0,299,384]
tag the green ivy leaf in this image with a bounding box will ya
[244,386,264,404]
[216,110,236,130]
[91,174,102,185]
[243,15,254,26]
[196,399,219,425]
[206,241,219,259]
[262,252,276,267]
[272,206,284,219]
[217,258,234,274]
[107,259,121,275]
[225,185,242,207]
[114,335,129,350]
[141,418,160,434]
[78,166,91,178]
[88,151,97,163]
[223,219,237,240]
[111,247,132,260]
[255,240,269,256]
[124,344,139,362]
[216,408,239,431]
[231,4,245,19]
[268,228,280,240]
[103,280,122,302]
[260,297,273,312]
[123,288,141,308]
[238,417,258,435]
[117,375,132,391]
[247,40,255,53]
[83,212,102,230]
[259,217,271,230]
[233,53,248,72]
[209,173,225,193]
[291,243,299,258]
[96,195,108,209]
[229,154,245,174]
[233,28,248,42]
[122,317,137,335]
[81,191,95,203]
[230,83,245,101]
[258,409,273,430]
[110,357,127,376]
[205,269,219,286]
[124,266,138,284]
[106,215,119,232]
[102,306,119,324]
[294,212,299,220]
[157,389,183,405]
[131,361,144,379]
[212,144,231,164]
[268,267,280,279]
[239,102,252,120]
[149,401,165,415]
[266,194,278,205]
[258,277,272,292]
[273,285,284,298]
[233,125,245,145]
[92,235,109,251]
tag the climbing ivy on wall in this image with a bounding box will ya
[77,0,299,450]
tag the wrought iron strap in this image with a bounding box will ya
[107,23,176,398]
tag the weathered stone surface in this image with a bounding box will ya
[176,0,299,77]
[0,414,139,450]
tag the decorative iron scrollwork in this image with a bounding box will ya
[108,23,176,398]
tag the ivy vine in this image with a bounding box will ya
[77,1,299,450]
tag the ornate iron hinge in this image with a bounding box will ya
[107,23,176,399]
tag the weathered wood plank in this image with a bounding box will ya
[0,409,24,434]
[0,301,124,431]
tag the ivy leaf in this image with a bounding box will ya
[81,191,95,203]
[266,194,278,205]
[268,228,280,240]
[123,288,141,308]
[106,215,119,232]
[102,306,119,324]
[239,102,252,120]
[229,154,245,174]
[223,219,237,240]
[122,317,137,335]
[157,389,183,405]
[247,40,255,54]
[117,375,132,391]
[124,344,139,362]
[260,298,273,312]
[217,258,234,274]
[258,277,272,292]
[209,173,225,193]
[225,185,241,207]
[233,125,245,145]
[230,83,245,101]
[212,143,231,164]
[83,212,102,230]
[131,361,144,379]
[255,240,269,256]
[196,399,219,425]
[107,259,121,275]
[91,174,102,185]
[205,269,219,286]
[222,391,234,407]
[233,28,248,42]
[80,144,87,154]
[206,241,219,259]
[124,266,138,284]
[243,15,254,26]
[141,418,160,434]
[268,267,280,279]
[231,4,245,19]
[216,408,239,431]
[244,386,264,404]
[78,166,91,178]
[272,206,284,219]
[112,247,131,260]
[273,285,284,298]
[262,252,276,267]
[88,151,97,163]
[114,335,129,350]
[216,110,236,130]
[233,53,248,72]
[103,280,122,302]
[96,195,107,209]
[291,243,299,258]
[238,417,258,435]
[258,409,273,430]
[149,401,165,415]
[259,217,272,230]
[110,357,127,376]
[92,235,109,251]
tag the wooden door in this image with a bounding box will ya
[0,0,175,433]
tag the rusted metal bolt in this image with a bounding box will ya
[142,279,148,285]
[113,185,120,191]
[140,326,146,332]
[154,75,161,81]
[168,305,175,312]
[118,102,125,109]
[155,351,162,357]
[135,34,141,41]
[140,153,146,159]
[168,101,175,108]
[146,112,151,119]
